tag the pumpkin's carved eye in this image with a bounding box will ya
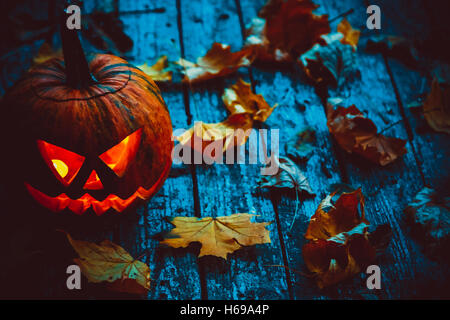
[37,140,85,186]
[99,128,142,177]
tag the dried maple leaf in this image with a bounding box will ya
[175,79,276,156]
[326,103,407,166]
[258,156,314,230]
[299,19,360,87]
[303,187,391,288]
[423,78,450,134]
[244,0,330,62]
[337,18,360,49]
[66,233,150,295]
[222,78,277,122]
[404,187,450,258]
[137,56,172,82]
[161,213,271,259]
[176,43,253,83]
[32,42,62,65]
[257,156,313,195]
[176,113,254,156]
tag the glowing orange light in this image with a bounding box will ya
[52,159,68,178]
[24,160,171,215]
[83,170,103,190]
[37,140,85,186]
[100,128,142,177]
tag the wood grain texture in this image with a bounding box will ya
[238,0,344,299]
[0,0,448,299]
[117,0,202,300]
[178,0,290,300]
[316,0,448,298]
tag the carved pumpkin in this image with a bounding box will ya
[2,13,173,216]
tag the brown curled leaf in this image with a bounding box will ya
[326,103,407,166]
[175,79,276,157]
[423,78,450,134]
[303,187,391,288]
[176,43,254,83]
[244,0,330,63]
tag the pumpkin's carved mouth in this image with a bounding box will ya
[24,160,171,216]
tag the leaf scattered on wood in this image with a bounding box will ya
[176,43,254,83]
[32,42,62,65]
[326,102,407,166]
[404,187,450,259]
[257,156,314,195]
[299,19,360,87]
[303,186,391,288]
[258,156,314,230]
[285,128,316,161]
[337,18,360,50]
[161,213,272,259]
[176,113,254,156]
[222,78,277,122]
[423,78,450,134]
[137,56,173,82]
[66,233,150,295]
[175,79,276,155]
[244,0,330,63]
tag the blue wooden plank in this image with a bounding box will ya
[238,0,345,299]
[316,0,448,298]
[178,0,290,300]
[117,0,202,299]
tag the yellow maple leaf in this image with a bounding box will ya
[137,56,172,82]
[176,43,254,83]
[222,78,277,122]
[175,79,276,155]
[33,42,62,65]
[337,18,360,49]
[161,213,272,259]
[66,233,150,295]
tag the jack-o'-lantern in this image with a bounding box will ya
[1,12,173,216]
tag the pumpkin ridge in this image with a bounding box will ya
[30,64,132,103]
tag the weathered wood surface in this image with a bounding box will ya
[0,0,448,299]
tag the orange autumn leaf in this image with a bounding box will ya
[245,0,330,62]
[326,103,407,166]
[175,79,276,155]
[161,213,271,259]
[222,78,277,121]
[423,78,450,134]
[66,233,150,295]
[176,43,254,83]
[33,42,62,65]
[176,113,254,154]
[303,186,391,288]
[137,56,172,82]
[337,18,360,49]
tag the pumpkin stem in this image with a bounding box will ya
[60,4,95,88]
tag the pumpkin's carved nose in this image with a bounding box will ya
[83,170,104,190]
